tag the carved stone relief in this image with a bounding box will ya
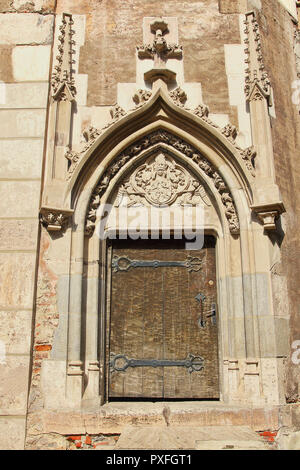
[133,89,152,108]
[114,153,211,208]
[169,87,187,107]
[85,130,240,237]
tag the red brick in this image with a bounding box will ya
[68,436,82,442]
[35,344,52,352]
[94,441,109,448]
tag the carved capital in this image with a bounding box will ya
[40,207,74,232]
[251,202,285,231]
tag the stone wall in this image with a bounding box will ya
[0,0,299,450]
[255,0,300,411]
[0,3,54,450]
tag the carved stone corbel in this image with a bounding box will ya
[251,202,285,231]
[40,207,74,232]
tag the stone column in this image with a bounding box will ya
[66,229,84,404]
[82,232,100,402]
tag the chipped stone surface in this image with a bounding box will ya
[0,417,26,450]
[0,356,30,414]
[0,220,39,251]
[276,427,300,450]
[0,310,32,354]
[0,109,47,137]
[0,82,49,109]
[115,425,265,450]
[0,252,37,308]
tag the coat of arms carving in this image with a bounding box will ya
[114,153,211,208]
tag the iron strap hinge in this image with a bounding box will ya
[110,354,205,374]
[112,255,204,273]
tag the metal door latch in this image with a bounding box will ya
[195,294,217,328]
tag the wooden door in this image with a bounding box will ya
[108,237,219,399]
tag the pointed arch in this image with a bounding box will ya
[65,88,255,218]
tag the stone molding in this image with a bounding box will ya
[244,12,272,106]
[40,207,74,232]
[295,30,300,79]
[51,13,76,102]
[67,361,84,377]
[65,92,256,182]
[84,129,240,237]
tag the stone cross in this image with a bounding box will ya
[137,18,182,68]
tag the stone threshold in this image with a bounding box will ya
[29,402,281,436]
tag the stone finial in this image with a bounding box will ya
[51,14,76,102]
[137,17,182,66]
[244,12,272,106]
